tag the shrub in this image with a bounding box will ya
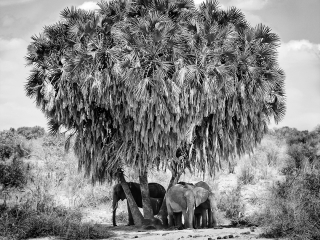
[0,130,31,161]
[218,185,245,225]
[0,158,28,191]
[238,163,255,185]
[0,203,114,239]
[260,170,320,239]
[16,126,45,140]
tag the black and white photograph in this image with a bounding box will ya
[0,0,319,239]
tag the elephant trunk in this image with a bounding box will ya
[112,193,119,226]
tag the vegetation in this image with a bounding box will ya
[16,126,45,140]
[0,125,319,239]
[0,129,30,208]
[25,0,285,226]
[257,126,320,239]
[0,204,113,239]
[0,130,114,239]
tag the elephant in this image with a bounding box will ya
[112,182,166,226]
[194,181,218,228]
[165,183,212,229]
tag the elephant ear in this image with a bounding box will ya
[193,187,209,207]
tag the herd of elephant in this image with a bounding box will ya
[112,181,217,229]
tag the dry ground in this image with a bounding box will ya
[75,202,276,240]
[104,225,270,240]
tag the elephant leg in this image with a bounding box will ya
[183,207,194,229]
[208,194,218,228]
[194,213,201,229]
[127,201,134,226]
[210,208,218,227]
[173,212,183,228]
[166,201,174,227]
[207,209,212,227]
[201,210,207,228]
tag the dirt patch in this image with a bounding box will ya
[102,224,271,240]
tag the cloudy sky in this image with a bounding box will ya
[0,0,319,131]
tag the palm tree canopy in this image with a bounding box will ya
[25,0,285,183]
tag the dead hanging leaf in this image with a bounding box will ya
[42,80,56,111]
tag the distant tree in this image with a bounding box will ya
[16,126,45,140]
[0,129,28,206]
[25,0,286,226]
[0,158,27,190]
[0,129,30,160]
[276,126,320,171]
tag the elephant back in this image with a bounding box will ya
[148,183,166,198]
[195,181,211,191]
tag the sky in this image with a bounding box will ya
[0,0,319,131]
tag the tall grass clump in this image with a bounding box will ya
[260,170,320,239]
[0,203,113,239]
[238,161,256,185]
[217,185,245,225]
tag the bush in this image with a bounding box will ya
[0,130,31,161]
[218,185,245,225]
[0,158,28,190]
[0,203,114,239]
[238,163,255,185]
[16,126,45,140]
[260,170,320,239]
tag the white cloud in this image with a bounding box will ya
[281,39,320,52]
[276,39,320,131]
[0,38,27,52]
[78,1,99,11]
[227,0,268,11]
[1,15,15,27]
[279,40,320,62]
[0,59,18,72]
[0,0,36,6]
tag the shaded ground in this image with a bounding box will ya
[78,204,276,240]
[76,174,278,240]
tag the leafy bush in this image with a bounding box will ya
[238,163,255,185]
[275,126,320,171]
[0,130,30,161]
[0,158,27,190]
[218,185,245,225]
[260,171,320,239]
[16,126,45,140]
[0,204,114,239]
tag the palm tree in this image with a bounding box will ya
[25,0,285,227]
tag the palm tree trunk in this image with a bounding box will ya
[157,172,182,226]
[118,171,144,226]
[139,169,154,220]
